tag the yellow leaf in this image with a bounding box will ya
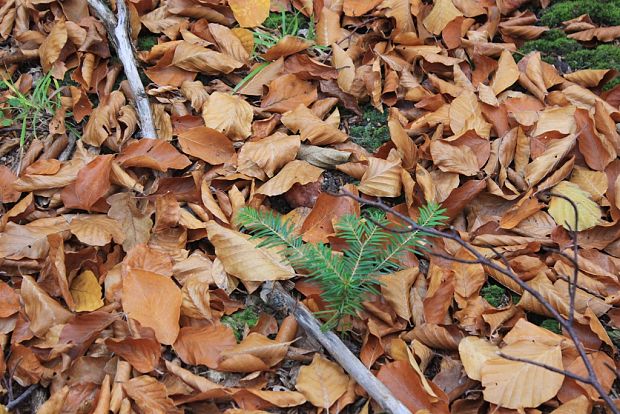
[229,0,270,28]
[423,0,462,35]
[481,341,564,409]
[548,181,602,231]
[70,270,104,312]
[295,354,349,409]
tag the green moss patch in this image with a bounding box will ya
[221,307,259,340]
[540,0,620,27]
[348,105,390,153]
[518,30,620,87]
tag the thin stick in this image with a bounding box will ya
[6,384,38,410]
[86,0,157,139]
[262,282,412,414]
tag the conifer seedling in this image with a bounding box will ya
[236,203,447,330]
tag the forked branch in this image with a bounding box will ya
[332,190,619,414]
[86,0,157,139]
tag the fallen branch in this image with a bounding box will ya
[332,190,620,414]
[86,0,157,139]
[261,282,411,414]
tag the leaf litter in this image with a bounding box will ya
[0,0,620,413]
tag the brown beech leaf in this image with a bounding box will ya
[173,324,236,368]
[281,104,348,145]
[423,0,463,35]
[260,74,318,113]
[301,186,360,243]
[284,55,338,80]
[69,215,125,246]
[172,41,244,74]
[481,341,564,409]
[21,275,73,337]
[262,36,312,61]
[0,281,20,317]
[116,139,191,172]
[0,218,69,260]
[256,160,323,196]
[358,155,402,197]
[238,133,301,179]
[229,0,270,27]
[332,43,355,93]
[124,375,182,414]
[61,155,114,211]
[206,221,295,281]
[458,337,500,381]
[107,193,153,252]
[295,354,349,409]
[218,332,290,372]
[568,26,620,42]
[524,134,577,186]
[491,50,520,95]
[178,126,235,165]
[379,267,419,321]
[121,269,182,345]
[82,91,126,147]
[105,337,162,373]
[430,140,479,176]
[203,92,253,140]
[39,20,67,72]
[0,166,21,203]
[377,360,449,413]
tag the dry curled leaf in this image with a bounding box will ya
[295,354,349,409]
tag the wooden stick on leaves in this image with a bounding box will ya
[261,282,412,414]
[86,0,157,139]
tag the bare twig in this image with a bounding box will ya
[262,282,412,414]
[496,353,590,383]
[86,0,157,139]
[332,190,620,414]
[6,384,38,410]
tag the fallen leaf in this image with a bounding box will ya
[122,268,182,345]
[261,74,317,113]
[21,275,73,337]
[203,92,253,140]
[206,221,295,281]
[548,181,602,231]
[178,126,235,165]
[173,324,236,368]
[481,341,564,409]
[358,155,402,197]
[458,337,499,381]
[295,354,349,409]
[229,0,270,27]
[105,337,162,373]
[116,139,191,171]
[256,160,323,196]
[61,155,114,211]
[218,332,290,372]
[69,215,125,246]
[70,270,104,312]
[124,375,182,414]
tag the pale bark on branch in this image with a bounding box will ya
[86,0,157,139]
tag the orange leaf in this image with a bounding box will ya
[61,155,114,211]
[173,324,236,368]
[121,269,182,345]
[178,126,235,165]
[229,0,270,27]
[116,139,191,172]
